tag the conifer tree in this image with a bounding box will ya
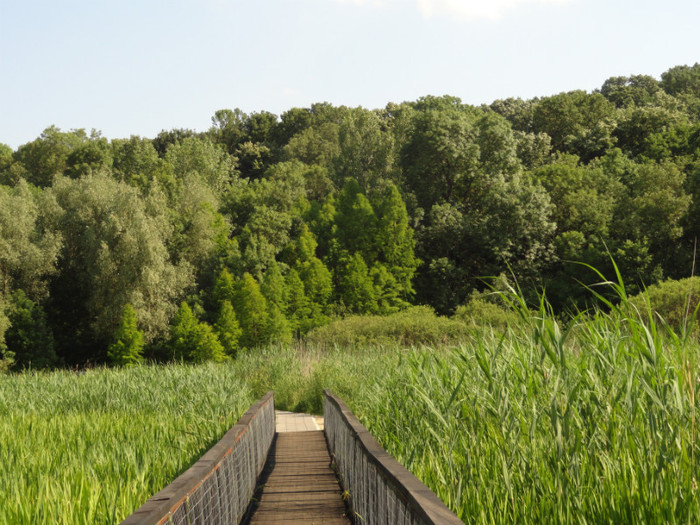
[169,301,228,362]
[372,182,418,301]
[334,179,377,259]
[265,305,293,345]
[169,302,199,361]
[215,300,242,357]
[189,322,227,363]
[107,303,144,366]
[233,273,269,348]
[337,253,377,314]
[261,261,288,312]
[212,268,236,306]
[285,268,310,333]
[370,264,407,314]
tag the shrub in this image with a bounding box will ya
[627,276,700,333]
[304,305,466,348]
[453,295,521,330]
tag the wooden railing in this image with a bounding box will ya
[324,389,463,525]
[120,391,275,525]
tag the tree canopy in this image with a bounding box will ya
[2,63,700,366]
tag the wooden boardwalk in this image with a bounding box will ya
[244,412,351,524]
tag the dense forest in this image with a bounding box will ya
[2,63,700,369]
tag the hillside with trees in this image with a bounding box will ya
[2,63,700,369]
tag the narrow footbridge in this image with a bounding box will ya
[121,390,462,525]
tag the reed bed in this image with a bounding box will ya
[0,364,256,524]
[351,276,700,523]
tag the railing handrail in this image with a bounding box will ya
[120,390,275,525]
[324,389,463,525]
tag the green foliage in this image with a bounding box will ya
[164,136,237,192]
[265,305,293,345]
[48,173,191,362]
[332,107,395,191]
[5,291,56,370]
[233,273,269,348]
[168,302,199,361]
[453,295,521,330]
[336,252,377,314]
[168,302,227,363]
[305,305,465,347]
[660,63,700,97]
[260,260,288,312]
[4,64,700,364]
[212,268,236,306]
[372,182,418,301]
[107,304,144,367]
[334,178,377,258]
[189,322,227,363]
[284,268,310,333]
[214,301,242,357]
[12,126,90,187]
[627,276,700,333]
[0,297,12,373]
[0,181,61,301]
[532,90,616,160]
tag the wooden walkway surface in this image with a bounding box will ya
[244,412,351,524]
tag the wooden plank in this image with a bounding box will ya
[245,431,351,525]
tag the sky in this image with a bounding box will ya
[1,0,699,149]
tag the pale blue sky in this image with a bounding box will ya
[1,0,699,149]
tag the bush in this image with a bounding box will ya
[304,306,466,348]
[453,295,521,330]
[627,276,700,333]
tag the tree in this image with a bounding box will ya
[400,103,480,209]
[65,134,113,178]
[107,303,144,366]
[372,182,418,302]
[233,273,269,348]
[332,108,396,191]
[48,173,192,363]
[265,305,293,345]
[189,322,227,363]
[285,268,310,333]
[168,302,199,361]
[0,181,61,301]
[531,91,616,160]
[209,108,248,155]
[168,301,227,362]
[164,136,237,192]
[5,290,56,370]
[0,297,12,372]
[599,75,662,108]
[261,261,288,313]
[214,301,242,357]
[212,268,236,306]
[336,253,377,314]
[660,63,700,97]
[334,179,377,259]
[111,136,161,187]
[12,126,89,187]
[283,122,340,169]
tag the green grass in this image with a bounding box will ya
[1,275,699,523]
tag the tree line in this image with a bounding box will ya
[1,63,700,368]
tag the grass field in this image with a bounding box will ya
[1,282,699,523]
